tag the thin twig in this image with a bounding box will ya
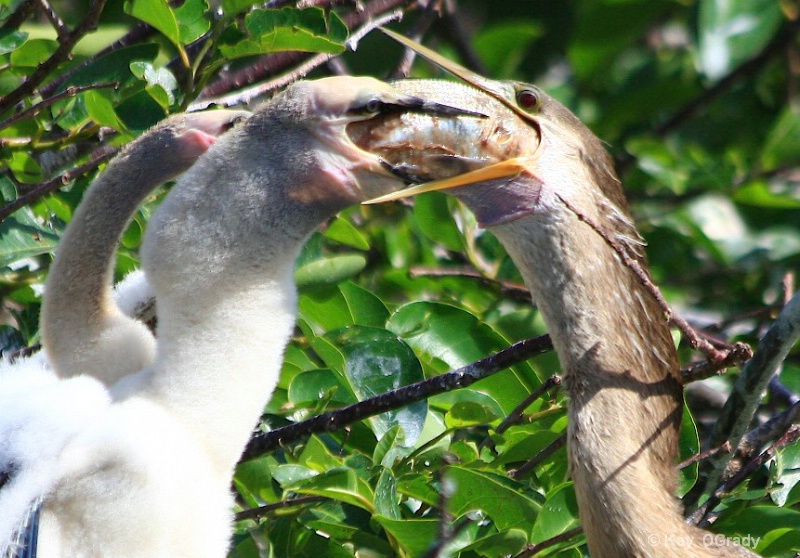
[38,23,155,99]
[234,495,325,521]
[409,267,531,302]
[617,18,800,172]
[687,290,800,508]
[192,9,405,109]
[676,441,732,471]
[0,0,110,112]
[0,148,117,223]
[689,425,800,527]
[680,344,753,384]
[36,0,69,39]
[0,0,36,35]
[515,526,583,558]
[197,0,414,103]
[509,433,566,479]
[555,192,737,362]
[241,334,553,461]
[0,83,117,132]
[478,374,561,450]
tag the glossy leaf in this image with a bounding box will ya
[444,465,540,532]
[9,38,57,67]
[388,301,541,414]
[324,326,426,446]
[295,254,366,288]
[125,0,181,47]
[219,8,347,58]
[0,208,59,267]
[531,483,580,542]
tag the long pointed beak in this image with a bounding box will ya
[363,157,534,204]
[389,97,487,118]
[380,28,533,124]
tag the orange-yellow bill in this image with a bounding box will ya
[363,157,532,204]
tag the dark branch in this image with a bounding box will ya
[0,147,116,222]
[0,0,110,112]
[0,83,117,133]
[241,334,553,461]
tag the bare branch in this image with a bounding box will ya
[241,334,553,461]
[0,0,110,112]
[37,0,69,39]
[515,526,583,558]
[192,8,406,109]
[0,83,117,133]
[688,425,800,527]
[688,290,800,506]
[0,147,116,222]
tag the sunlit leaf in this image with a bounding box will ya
[531,483,580,542]
[219,7,347,58]
[175,0,210,44]
[125,0,181,47]
[9,38,57,67]
[324,326,426,446]
[445,465,540,532]
[0,208,59,267]
[0,29,27,55]
[696,0,783,81]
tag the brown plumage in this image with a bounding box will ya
[362,31,759,558]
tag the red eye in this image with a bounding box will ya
[517,89,538,110]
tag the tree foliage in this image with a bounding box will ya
[1,0,800,556]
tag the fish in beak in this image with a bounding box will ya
[359,29,621,227]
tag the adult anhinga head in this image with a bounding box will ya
[360,31,760,558]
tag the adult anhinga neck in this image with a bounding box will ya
[363,62,760,556]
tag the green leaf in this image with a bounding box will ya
[295,254,366,288]
[531,483,580,542]
[219,8,347,59]
[293,468,374,512]
[84,90,125,130]
[324,216,370,250]
[0,208,60,268]
[761,108,800,170]
[59,44,159,90]
[130,62,179,107]
[221,0,258,18]
[696,0,783,81]
[678,402,700,496]
[734,180,800,209]
[8,152,42,183]
[713,505,800,553]
[372,516,440,557]
[9,38,57,67]
[474,21,542,78]
[413,193,463,252]
[125,0,181,47]
[373,467,402,519]
[234,455,280,503]
[325,326,426,445]
[458,528,528,557]
[287,368,355,406]
[445,465,539,532]
[175,0,210,44]
[445,401,498,428]
[388,301,540,414]
[299,281,388,332]
[0,29,28,55]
